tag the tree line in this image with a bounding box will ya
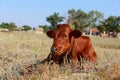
[0,9,120,33]
[0,22,32,31]
[45,9,120,33]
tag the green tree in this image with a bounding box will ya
[0,22,17,31]
[67,9,77,24]
[67,9,89,31]
[97,16,120,34]
[88,10,104,28]
[39,25,49,32]
[22,25,31,31]
[67,9,104,31]
[46,12,64,30]
[74,9,89,31]
[105,16,116,32]
[116,16,120,32]
[8,22,17,31]
[105,16,120,32]
[0,22,9,29]
[68,9,88,30]
[97,20,107,32]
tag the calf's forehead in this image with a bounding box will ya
[55,26,71,34]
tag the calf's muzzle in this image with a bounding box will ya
[51,47,57,53]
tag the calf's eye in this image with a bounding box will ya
[63,35,68,38]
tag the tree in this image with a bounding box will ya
[67,9,77,24]
[0,22,9,29]
[67,9,89,31]
[39,25,49,32]
[67,9,104,31]
[0,22,17,31]
[74,9,89,30]
[46,12,65,30]
[105,16,120,32]
[97,20,107,32]
[116,16,120,32]
[22,25,31,31]
[8,22,17,31]
[67,9,88,30]
[97,16,120,34]
[88,10,104,28]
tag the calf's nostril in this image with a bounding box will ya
[51,47,57,52]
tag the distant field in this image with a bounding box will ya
[0,32,120,80]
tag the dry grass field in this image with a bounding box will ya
[0,32,120,80]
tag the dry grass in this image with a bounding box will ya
[0,32,120,80]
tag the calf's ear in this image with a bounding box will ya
[70,30,82,38]
[47,30,54,38]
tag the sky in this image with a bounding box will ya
[0,0,120,27]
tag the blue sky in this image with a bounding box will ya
[0,0,120,27]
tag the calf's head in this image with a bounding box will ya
[47,24,82,55]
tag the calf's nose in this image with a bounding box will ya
[51,47,57,52]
